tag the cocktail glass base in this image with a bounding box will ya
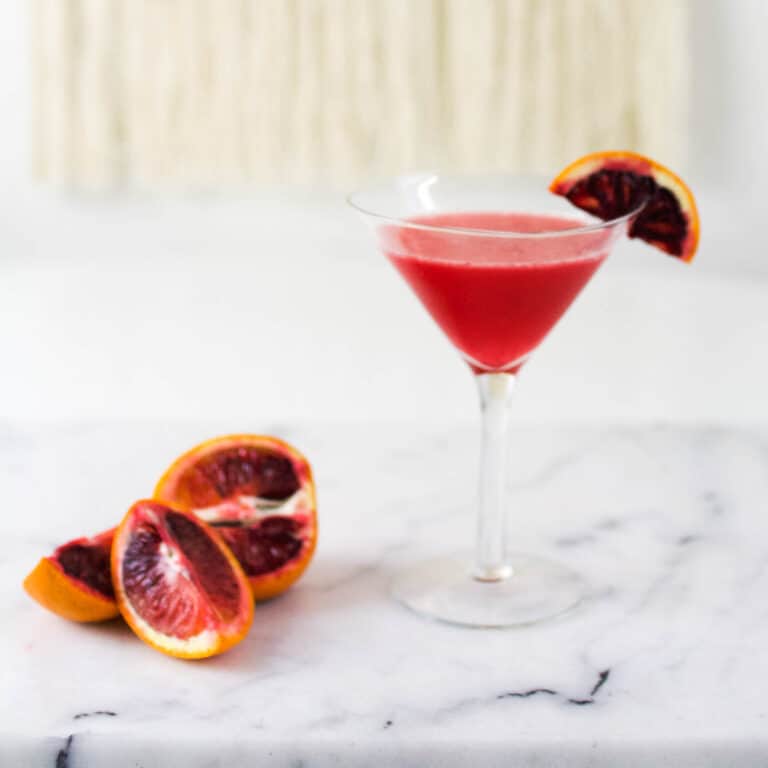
[391,552,586,628]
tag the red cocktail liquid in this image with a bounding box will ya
[387,212,611,372]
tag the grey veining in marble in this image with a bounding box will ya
[1,423,767,767]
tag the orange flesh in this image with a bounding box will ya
[550,150,699,262]
[154,435,317,602]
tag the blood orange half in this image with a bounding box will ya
[24,529,119,622]
[550,150,700,262]
[112,500,253,659]
[154,435,317,602]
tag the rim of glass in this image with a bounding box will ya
[347,173,645,239]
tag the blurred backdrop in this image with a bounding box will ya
[31,0,688,187]
[1,1,767,427]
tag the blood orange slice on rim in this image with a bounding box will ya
[112,500,253,659]
[550,150,700,262]
[154,435,317,602]
[24,528,119,622]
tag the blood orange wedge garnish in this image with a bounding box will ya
[112,500,254,659]
[23,528,119,622]
[550,150,700,262]
[154,435,317,602]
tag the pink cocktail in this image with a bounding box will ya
[350,175,639,627]
[388,212,610,373]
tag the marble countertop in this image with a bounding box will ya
[1,186,767,428]
[2,422,767,766]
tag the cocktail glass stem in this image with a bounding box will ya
[474,372,515,582]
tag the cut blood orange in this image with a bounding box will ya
[550,150,700,262]
[112,500,253,659]
[154,435,317,602]
[24,528,119,622]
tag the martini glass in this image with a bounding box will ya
[349,174,640,627]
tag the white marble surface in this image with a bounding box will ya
[1,185,766,428]
[2,422,767,766]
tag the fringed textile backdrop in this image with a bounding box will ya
[31,0,690,188]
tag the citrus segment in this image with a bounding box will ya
[164,511,245,622]
[550,150,699,261]
[162,443,301,508]
[112,500,253,659]
[23,529,119,622]
[154,435,317,602]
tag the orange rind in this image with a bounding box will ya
[550,150,699,262]
[23,529,119,622]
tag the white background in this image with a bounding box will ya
[1,1,766,427]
